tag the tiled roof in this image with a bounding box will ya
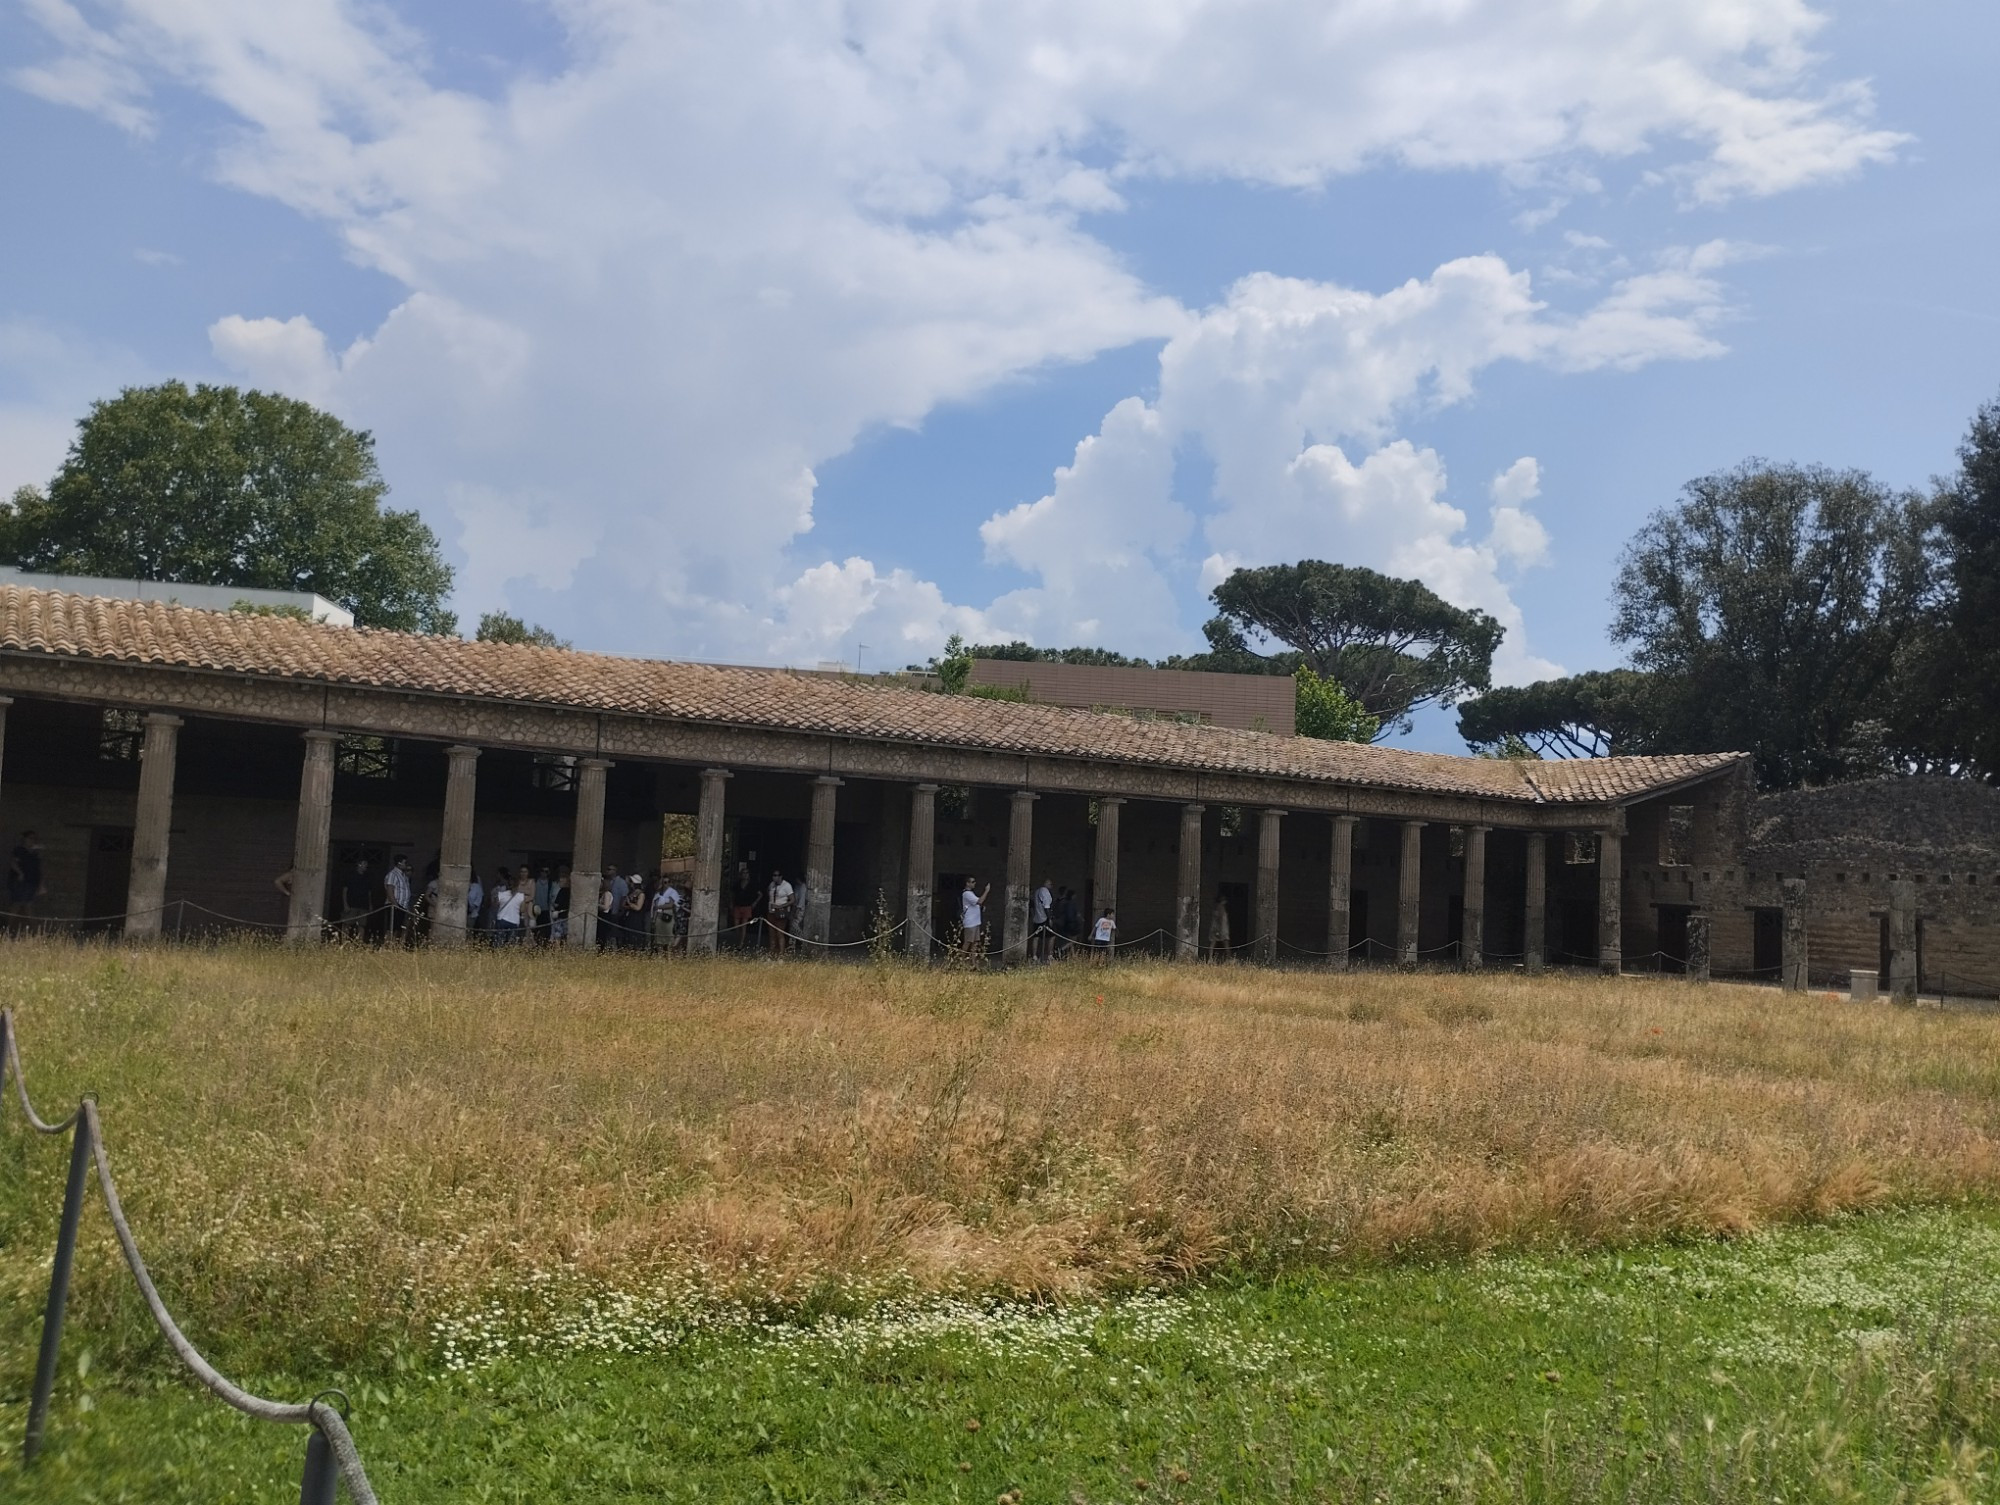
[0,586,1745,807]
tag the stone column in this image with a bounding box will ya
[1002,790,1037,965]
[1462,824,1489,970]
[123,713,183,939]
[1686,911,1712,983]
[1887,878,1917,1002]
[567,757,612,951]
[1093,797,1124,919]
[432,744,480,947]
[906,783,937,961]
[803,775,841,946]
[1254,808,1283,965]
[1327,815,1357,970]
[1598,826,1623,976]
[1780,875,1809,992]
[285,730,338,943]
[1524,832,1547,974]
[1396,820,1425,967]
[688,768,730,955]
[1174,803,1204,961]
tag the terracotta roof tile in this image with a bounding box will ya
[0,585,1746,807]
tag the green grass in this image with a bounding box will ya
[5,1204,2000,1501]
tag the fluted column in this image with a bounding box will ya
[1327,814,1357,970]
[1462,824,1489,970]
[1093,797,1124,919]
[1524,832,1547,974]
[123,713,182,939]
[1254,808,1283,965]
[1174,802,1204,960]
[803,775,841,945]
[1598,825,1623,975]
[568,757,612,950]
[286,730,338,942]
[688,767,730,955]
[1002,790,1037,965]
[906,783,937,961]
[1397,819,1425,967]
[432,744,480,947]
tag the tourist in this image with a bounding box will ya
[1031,875,1053,961]
[550,866,571,944]
[385,856,413,944]
[960,875,989,960]
[516,865,538,942]
[6,830,41,917]
[730,862,759,948]
[340,856,374,939]
[766,868,794,955]
[597,874,616,948]
[532,865,553,944]
[492,871,528,944]
[622,870,647,947]
[1091,906,1117,962]
[465,870,484,938]
[1208,889,1232,961]
[651,874,682,951]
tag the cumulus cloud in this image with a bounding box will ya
[12,0,1902,678]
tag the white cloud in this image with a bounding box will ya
[11,0,1903,675]
[1489,457,1542,505]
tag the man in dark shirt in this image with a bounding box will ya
[730,862,760,949]
[7,831,42,914]
[341,857,375,939]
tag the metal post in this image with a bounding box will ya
[299,1426,338,1505]
[24,1109,92,1465]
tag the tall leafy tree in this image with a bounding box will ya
[1918,394,2000,779]
[476,611,570,650]
[1191,561,1502,737]
[0,381,455,632]
[1455,669,1660,759]
[1611,460,1934,788]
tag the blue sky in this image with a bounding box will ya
[2,1,1995,750]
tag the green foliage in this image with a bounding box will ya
[1456,668,1660,759]
[475,610,571,650]
[1612,460,1935,787]
[1922,393,2000,779]
[228,600,314,623]
[1293,665,1378,742]
[967,640,1155,667]
[1192,560,1502,736]
[926,632,973,693]
[964,683,1029,702]
[1473,733,1542,760]
[3,381,455,633]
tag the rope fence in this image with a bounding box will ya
[1,1008,379,1502]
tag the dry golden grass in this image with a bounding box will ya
[4,939,1999,1359]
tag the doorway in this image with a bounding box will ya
[84,826,133,931]
[1752,907,1782,978]
[1656,905,1690,974]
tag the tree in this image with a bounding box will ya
[1455,669,1660,759]
[1611,460,1934,788]
[1924,394,2000,779]
[0,382,455,632]
[476,611,571,650]
[966,640,1155,668]
[1294,666,1379,742]
[1194,561,1502,737]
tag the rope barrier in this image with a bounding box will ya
[1,1009,379,1500]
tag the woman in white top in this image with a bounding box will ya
[1091,907,1116,964]
[492,877,527,944]
[960,876,990,959]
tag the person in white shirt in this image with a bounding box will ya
[766,870,795,955]
[1091,907,1117,964]
[492,876,527,944]
[384,856,413,944]
[652,879,683,952]
[1030,877,1054,961]
[960,876,990,960]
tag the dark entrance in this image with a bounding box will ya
[83,826,133,932]
[1447,894,1464,964]
[1218,881,1250,956]
[1349,888,1373,962]
[1656,905,1690,974]
[1752,907,1783,978]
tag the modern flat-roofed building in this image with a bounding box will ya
[965,658,1296,735]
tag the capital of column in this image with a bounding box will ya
[446,743,481,763]
[1331,813,1358,828]
[1401,817,1427,829]
[578,756,612,771]
[701,766,733,781]
[1012,789,1039,804]
[913,782,939,794]
[144,712,184,730]
[813,774,844,788]
[1262,807,1286,820]
[1465,822,1491,832]
[301,728,339,745]
[1180,801,1205,815]
[1098,795,1125,807]
[0,695,14,707]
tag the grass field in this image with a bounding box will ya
[2,941,1999,1500]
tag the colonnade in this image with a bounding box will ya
[87,713,1630,969]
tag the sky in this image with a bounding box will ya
[2,0,1995,752]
